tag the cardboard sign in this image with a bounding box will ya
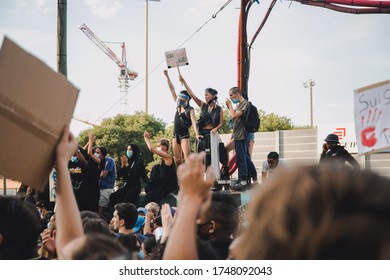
[0,37,79,191]
[354,80,390,155]
[165,48,189,68]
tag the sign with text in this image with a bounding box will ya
[354,80,390,155]
[317,123,358,154]
[165,48,189,68]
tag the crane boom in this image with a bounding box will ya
[79,23,138,80]
[72,116,98,127]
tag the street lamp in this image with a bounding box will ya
[303,79,315,128]
[145,0,160,115]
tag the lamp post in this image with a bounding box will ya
[303,79,315,128]
[145,0,160,115]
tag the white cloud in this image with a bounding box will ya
[10,0,53,14]
[36,0,51,13]
[85,0,123,19]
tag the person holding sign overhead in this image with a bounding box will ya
[178,74,223,167]
[163,69,200,166]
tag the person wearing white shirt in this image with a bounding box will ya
[262,151,288,181]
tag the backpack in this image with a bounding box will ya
[245,102,260,133]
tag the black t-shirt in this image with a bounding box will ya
[68,159,87,189]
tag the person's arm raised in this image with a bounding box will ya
[163,152,214,260]
[164,69,177,102]
[144,131,173,165]
[179,74,202,107]
[55,124,84,259]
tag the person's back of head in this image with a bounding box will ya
[117,233,140,257]
[115,203,138,230]
[201,193,239,240]
[236,165,390,259]
[0,196,41,259]
[80,210,100,219]
[82,217,112,236]
[71,232,130,260]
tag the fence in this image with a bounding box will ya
[219,128,390,180]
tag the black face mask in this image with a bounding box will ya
[177,99,187,107]
[196,221,211,240]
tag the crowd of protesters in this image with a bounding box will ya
[1,72,389,260]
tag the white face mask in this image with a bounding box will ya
[94,153,100,158]
[156,147,162,152]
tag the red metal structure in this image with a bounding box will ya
[237,0,390,100]
[79,23,138,81]
[227,0,389,176]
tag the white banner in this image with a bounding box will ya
[354,80,390,155]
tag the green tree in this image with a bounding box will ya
[259,109,294,131]
[77,112,169,176]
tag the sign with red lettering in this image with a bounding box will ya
[318,123,358,154]
[354,80,390,155]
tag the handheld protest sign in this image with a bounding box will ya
[0,37,79,191]
[165,48,189,69]
[354,80,390,155]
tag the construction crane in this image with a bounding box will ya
[79,23,138,113]
[72,116,98,128]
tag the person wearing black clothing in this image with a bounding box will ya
[141,131,178,207]
[164,69,200,166]
[196,192,239,259]
[68,147,89,211]
[179,74,224,167]
[84,132,106,213]
[35,200,54,232]
[320,133,360,169]
[110,144,148,207]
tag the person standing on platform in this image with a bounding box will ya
[226,87,257,191]
[164,69,200,166]
[179,74,223,167]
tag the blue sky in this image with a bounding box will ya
[1,0,389,136]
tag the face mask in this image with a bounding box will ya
[126,150,133,158]
[71,156,78,163]
[156,147,162,152]
[94,153,100,158]
[232,98,239,104]
[138,250,145,260]
[177,98,186,107]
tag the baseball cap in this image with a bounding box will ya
[132,216,146,233]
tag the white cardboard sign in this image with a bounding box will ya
[165,48,189,68]
[354,80,390,155]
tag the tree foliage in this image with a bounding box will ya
[76,108,296,177]
[77,112,168,174]
[259,109,294,131]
